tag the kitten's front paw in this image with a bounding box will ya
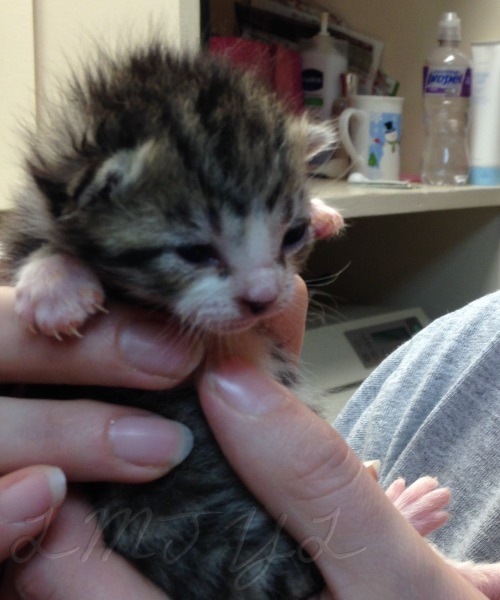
[310,197,344,240]
[15,251,105,338]
[386,476,450,537]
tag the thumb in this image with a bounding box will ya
[198,360,392,583]
[199,361,486,600]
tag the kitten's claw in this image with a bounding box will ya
[15,251,106,338]
[95,304,110,315]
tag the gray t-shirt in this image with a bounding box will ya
[334,291,500,563]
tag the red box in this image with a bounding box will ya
[209,37,303,113]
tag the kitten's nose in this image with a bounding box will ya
[237,267,280,317]
[239,298,275,315]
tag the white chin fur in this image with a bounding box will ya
[174,276,292,334]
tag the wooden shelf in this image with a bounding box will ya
[309,180,500,219]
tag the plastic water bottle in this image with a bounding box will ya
[421,12,471,185]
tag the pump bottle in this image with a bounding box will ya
[300,12,348,120]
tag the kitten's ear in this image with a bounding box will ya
[305,120,338,161]
[288,115,338,161]
[76,141,154,208]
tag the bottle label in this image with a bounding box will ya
[304,97,324,107]
[423,66,472,97]
[302,69,323,91]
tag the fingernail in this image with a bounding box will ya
[109,415,193,468]
[0,467,67,524]
[119,320,203,381]
[204,361,289,415]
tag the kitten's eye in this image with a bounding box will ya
[282,222,309,251]
[176,244,219,266]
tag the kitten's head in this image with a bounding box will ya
[28,48,336,333]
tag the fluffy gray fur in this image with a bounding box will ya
[1,45,335,598]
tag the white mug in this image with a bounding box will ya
[338,95,404,180]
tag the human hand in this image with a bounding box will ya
[1,490,170,599]
[0,471,167,599]
[198,312,489,599]
[0,279,309,598]
[0,285,202,598]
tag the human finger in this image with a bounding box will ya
[0,286,203,389]
[3,492,168,600]
[199,361,367,573]
[263,275,308,357]
[198,360,461,597]
[0,397,193,483]
[0,466,66,562]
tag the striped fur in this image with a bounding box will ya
[1,45,335,598]
[3,46,334,327]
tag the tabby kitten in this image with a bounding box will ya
[4,42,493,600]
[2,45,343,599]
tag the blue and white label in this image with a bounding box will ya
[469,166,500,185]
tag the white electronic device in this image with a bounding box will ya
[301,306,430,421]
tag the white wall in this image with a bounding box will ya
[0,0,36,207]
[0,0,200,210]
[33,0,200,119]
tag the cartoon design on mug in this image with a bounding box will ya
[379,121,399,152]
[369,112,402,179]
[376,121,401,177]
[338,98,403,180]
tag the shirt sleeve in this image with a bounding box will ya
[333,291,500,562]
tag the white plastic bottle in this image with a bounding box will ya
[421,12,472,185]
[300,12,348,120]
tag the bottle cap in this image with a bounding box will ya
[438,12,461,42]
[319,12,329,36]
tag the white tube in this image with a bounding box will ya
[470,42,500,185]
